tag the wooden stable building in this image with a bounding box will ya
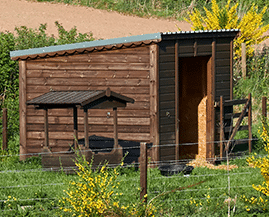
[11,29,240,163]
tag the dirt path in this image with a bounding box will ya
[0,0,191,39]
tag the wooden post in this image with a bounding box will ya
[84,109,89,149]
[175,40,180,162]
[248,93,252,153]
[2,108,7,150]
[44,108,49,149]
[262,97,267,119]
[242,43,246,79]
[140,142,147,202]
[19,60,27,160]
[219,96,224,159]
[113,108,118,149]
[149,44,159,165]
[206,40,216,160]
[73,107,78,150]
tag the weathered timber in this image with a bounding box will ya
[27,86,150,94]
[248,93,252,153]
[27,70,150,79]
[27,131,150,142]
[219,96,224,158]
[206,40,215,159]
[27,77,150,86]
[27,116,150,125]
[27,124,150,133]
[140,142,147,202]
[19,60,27,160]
[26,62,150,71]
[149,44,159,163]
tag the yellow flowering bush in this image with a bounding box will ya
[184,0,269,59]
[59,153,159,216]
[245,120,269,211]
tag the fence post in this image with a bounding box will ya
[242,43,246,79]
[2,108,7,150]
[140,142,147,202]
[262,96,267,119]
[248,93,252,153]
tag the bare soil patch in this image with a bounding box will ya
[0,0,191,39]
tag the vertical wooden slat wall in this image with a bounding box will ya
[158,36,234,161]
[158,41,176,161]
[24,46,151,153]
[215,37,234,155]
[215,38,234,101]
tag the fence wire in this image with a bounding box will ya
[0,138,264,215]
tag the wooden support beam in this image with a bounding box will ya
[73,107,78,150]
[19,60,27,160]
[149,44,159,165]
[84,109,89,148]
[175,40,179,162]
[140,142,147,202]
[248,93,252,153]
[44,108,49,148]
[113,108,118,149]
[219,96,224,159]
[206,40,216,159]
[262,97,267,119]
[2,108,7,150]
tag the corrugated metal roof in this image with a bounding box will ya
[10,32,161,60]
[162,29,240,35]
[10,29,240,60]
[27,89,134,108]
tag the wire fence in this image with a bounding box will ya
[0,138,265,215]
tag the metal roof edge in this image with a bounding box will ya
[10,32,162,59]
[161,29,240,35]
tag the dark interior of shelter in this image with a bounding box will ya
[178,56,210,158]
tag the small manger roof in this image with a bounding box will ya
[27,88,134,109]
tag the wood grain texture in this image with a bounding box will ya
[149,44,159,163]
[19,61,27,160]
[24,46,152,154]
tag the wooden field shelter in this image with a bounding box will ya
[11,29,240,163]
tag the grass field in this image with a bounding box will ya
[0,153,267,216]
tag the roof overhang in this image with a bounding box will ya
[10,29,240,61]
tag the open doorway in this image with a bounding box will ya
[178,56,211,159]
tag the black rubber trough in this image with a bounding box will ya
[158,164,194,176]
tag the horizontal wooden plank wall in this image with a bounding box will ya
[25,46,151,153]
[158,41,176,161]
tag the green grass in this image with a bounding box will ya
[0,155,268,216]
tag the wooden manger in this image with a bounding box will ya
[26,88,134,169]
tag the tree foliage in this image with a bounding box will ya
[184,0,269,59]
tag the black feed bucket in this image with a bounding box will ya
[158,164,194,176]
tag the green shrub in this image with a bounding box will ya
[0,22,94,154]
